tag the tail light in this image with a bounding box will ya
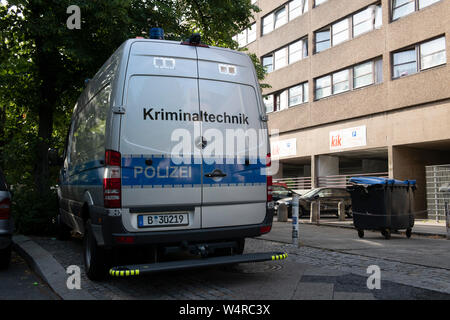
[115,236,135,244]
[104,150,121,208]
[0,198,11,220]
[266,153,273,202]
[260,225,272,234]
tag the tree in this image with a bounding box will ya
[0,0,265,233]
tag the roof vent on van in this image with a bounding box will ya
[181,33,209,48]
[150,27,164,40]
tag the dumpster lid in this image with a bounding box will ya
[439,183,450,192]
[349,177,416,186]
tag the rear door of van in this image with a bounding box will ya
[196,47,268,228]
[119,41,202,232]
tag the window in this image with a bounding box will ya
[315,28,331,53]
[275,90,289,111]
[420,37,446,70]
[289,41,303,64]
[263,95,274,113]
[289,82,309,106]
[419,0,441,9]
[353,61,374,88]
[274,47,288,70]
[314,3,382,53]
[262,14,274,35]
[262,2,308,37]
[392,0,442,21]
[262,55,273,73]
[68,85,110,167]
[315,0,328,6]
[315,58,383,99]
[262,37,308,73]
[247,24,257,43]
[318,189,333,197]
[332,19,350,46]
[353,5,382,38]
[289,0,308,20]
[272,185,291,197]
[265,82,309,113]
[392,37,446,78]
[332,70,350,94]
[237,31,247,48]
[289,38,308,63]
[315,75,332,99]
[234,23,257,48]
[274,7,288,29]
[392,0,415,20]
[393,49,417,78]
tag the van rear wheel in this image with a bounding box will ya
[83,220,109,281]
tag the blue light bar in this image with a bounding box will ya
[150,28,164,40]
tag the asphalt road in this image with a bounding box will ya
[0,251,59,300]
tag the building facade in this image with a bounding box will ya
[239,0,450,218]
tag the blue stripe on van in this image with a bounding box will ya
[122,155,202,187]
[62,155,267,188]
[121,155,267,188]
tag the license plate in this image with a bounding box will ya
[138,213,189,228]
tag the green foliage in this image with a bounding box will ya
[0,0,268,235]
[11,185,58,236]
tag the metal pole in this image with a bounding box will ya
[292,194,299,246]
[445,201,450,240]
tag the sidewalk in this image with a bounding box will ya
[260,221,450,270]
[297,218,447,237]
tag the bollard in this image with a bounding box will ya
[277,203,288,222]
[438,184,450,240]
[292,194,299,246]
[445,201,450,240]
[310,201,320,224]
[338,202,346,221]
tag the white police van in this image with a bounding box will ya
[57,29,286,280]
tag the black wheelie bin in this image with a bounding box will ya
[347,177,416,239]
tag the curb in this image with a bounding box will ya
[297,221,447,238]
[12,235,96,300]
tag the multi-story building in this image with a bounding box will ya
[237,0,450,218]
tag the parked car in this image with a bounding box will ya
[273,184,301,217]
[272,183,299,202]
[276,187,352,218]
[0,168,13,269]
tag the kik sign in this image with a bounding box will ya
[329,126,367,151]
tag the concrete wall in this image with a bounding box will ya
[390,146,450,217]
[317,155,339,176]
[270,100,450,159]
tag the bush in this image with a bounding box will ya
[11,185,58,236]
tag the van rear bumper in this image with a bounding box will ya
[99,209,274,248]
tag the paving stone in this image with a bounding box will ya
[292,283,334,300]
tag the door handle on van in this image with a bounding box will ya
[205,169,227,178]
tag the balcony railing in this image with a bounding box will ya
[318,172,389,188]
[274,172,389,190]
[273,176,312,190]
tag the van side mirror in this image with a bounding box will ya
[48,148,63,166]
